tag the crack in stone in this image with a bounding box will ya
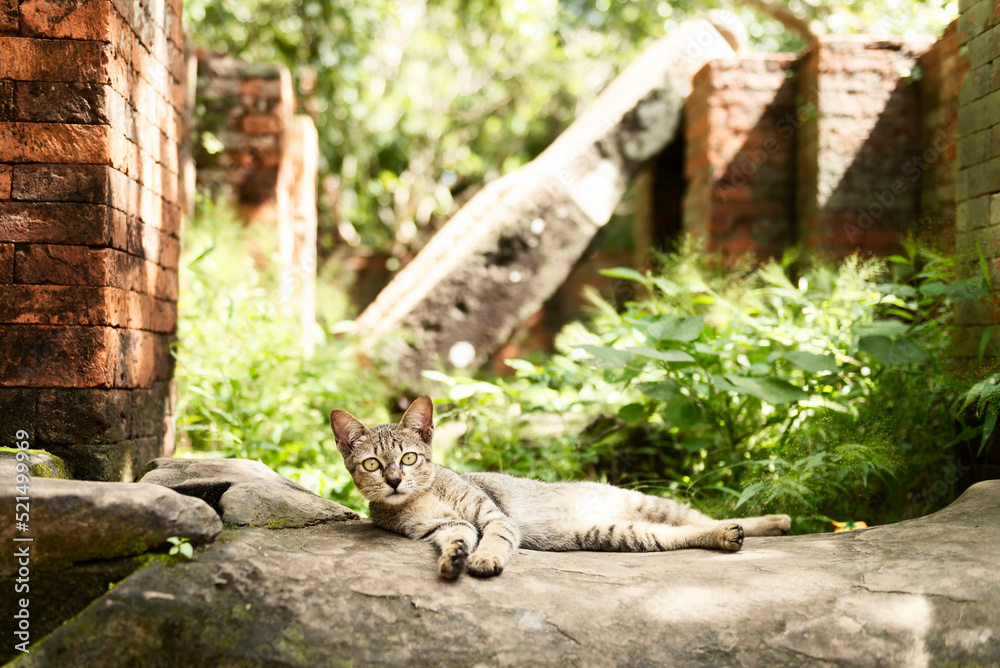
[851,584,974,604]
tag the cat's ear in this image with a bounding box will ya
[330,409,369,457]
[397,395,434,444]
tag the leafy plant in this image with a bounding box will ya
[427,241,995,533]
[166,536,195,560]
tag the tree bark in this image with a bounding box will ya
[354,21,735,385]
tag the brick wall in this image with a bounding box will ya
[0,0,185,480]
[193,53,319,352]
[954,0,1000,362]
[193,54,293,221]
[796,36,931,257]
[919,21,971,250]
[682,55,797,263]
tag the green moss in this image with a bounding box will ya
[0,447,71,479]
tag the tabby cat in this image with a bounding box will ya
[330,396,790,579]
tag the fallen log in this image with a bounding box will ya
[355,21,735,384]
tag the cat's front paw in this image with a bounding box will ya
[438,539,468,580]
[719,523,744,552]
[467,551,504,578]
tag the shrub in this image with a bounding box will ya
[428,242,998,533]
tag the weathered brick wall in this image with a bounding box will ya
[954,0,1000,362]
[797,36,932,257]
[193,53,319,351]
[0,0,185,480]
[918,21,970,249]
[193,54,293,221]
[682,55,797,263]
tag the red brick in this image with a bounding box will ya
[0,285,176,331]
[0,37,109,83]
[13,81,114,126]
[14,244,178,299]
[18,0,114,41]
[0,80,12,121]
[0,202,114,244]
[0,121,108,163]
[0,0,17,31]
[0,164,10,199]
[11,164,110,203]
[0,325,175,388]
[242,114,282,134]
[0,325,116,387]
[0,243,12,283]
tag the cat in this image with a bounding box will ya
[330,396,791,579]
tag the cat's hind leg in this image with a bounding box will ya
[574,521,744,552]
[719,514,791,536]
[624,489,791,537]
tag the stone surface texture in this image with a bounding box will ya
[138,457,360,527]
[0,477,221,576]
[13,480,1000,667]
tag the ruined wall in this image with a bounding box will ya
[681,55,797,263]
[0,0,185,480]
[954,0,1000,362]
[193,54,319,352]
[918,21,970,249]
[796,37,930,257]
[673,33,965,263]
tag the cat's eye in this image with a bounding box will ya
[361,458,381,472]
[400,452,417,466]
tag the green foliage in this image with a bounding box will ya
[185,0,956,257]
[166,536,195,560]
[174,200,394,511]
[427,241,995,533]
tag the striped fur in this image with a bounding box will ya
[330,396,790,579]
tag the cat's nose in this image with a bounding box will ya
[385,463,402,489]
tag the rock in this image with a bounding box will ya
[0,447,70,478]
[137,457,360,527]
[0,477,222,576]
[13,481,1000,667]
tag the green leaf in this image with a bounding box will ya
[980,403,998,457]
[448,385,477,401]
[724,375,810,404]
[711,374,740,392]
[599,267,646,283]
[575,345,633,369]
[852,320,909,337]
[504,359,536,373]
[678,437,714,453]
[857,335,927,366]
[647,315,704,342]
[618,403,651,424]
[918,281,946,296]
[626,346,695,363]
[639,379,681,401]
[784,351,839,374]
[179,542,194,559]
[979,325,996,364]
[664,399,702,430]
[735,481,768,510]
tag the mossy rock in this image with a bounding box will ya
[0,447,70,479]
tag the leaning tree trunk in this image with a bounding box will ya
[354,21,735,385]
